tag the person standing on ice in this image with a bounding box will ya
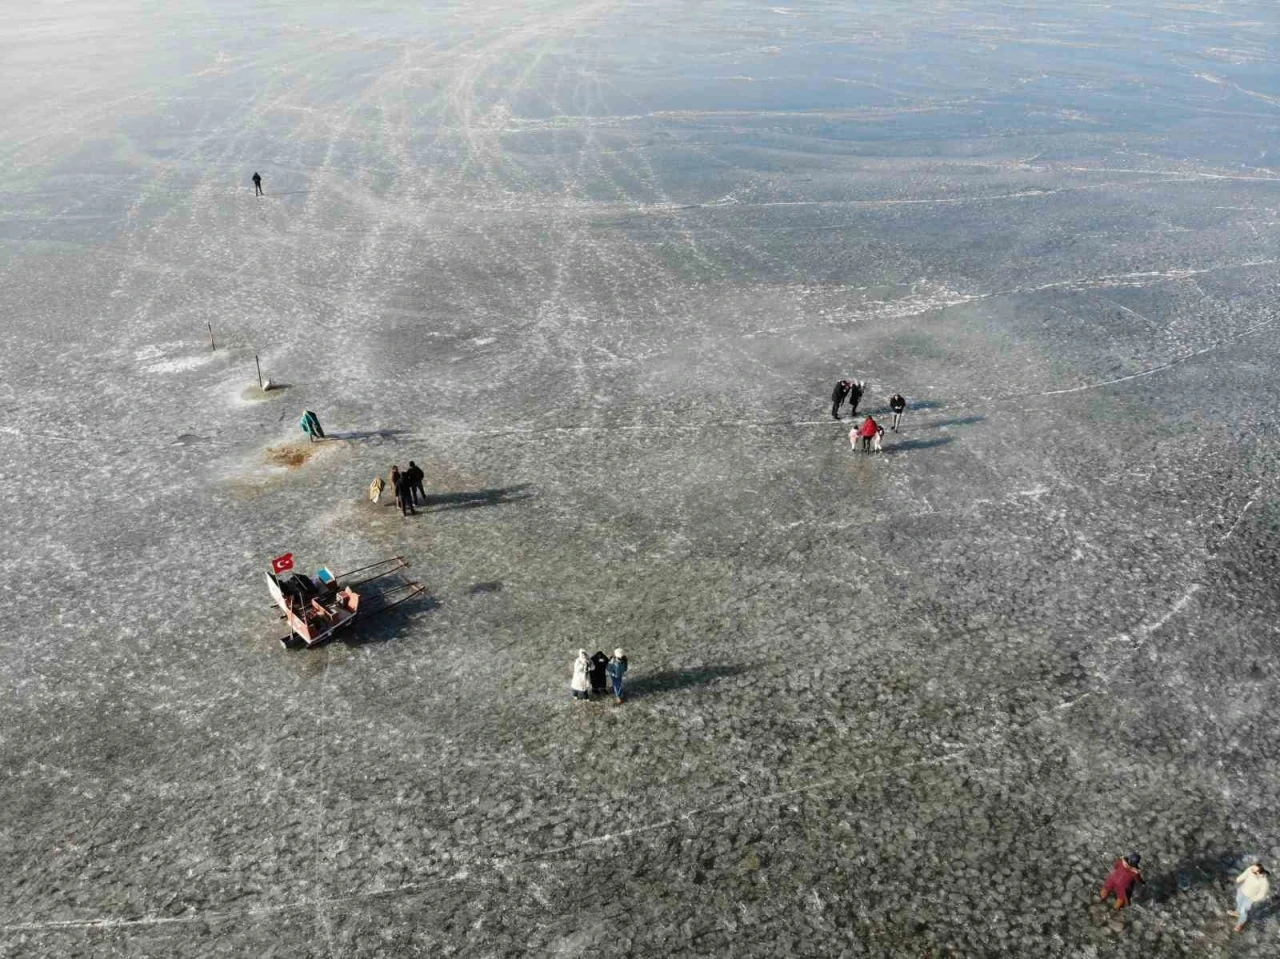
[858,414,879,452]
[299,409,324,441]
[405,461,426,507]
[889,393,906,431]
[1098,852,1143,909]
[607,648,628,704]
[1230,862,1270,932]
[588,650,609,698]
[848,380,865,416]
[396,468,417,516]
[389,465,414,516]
[830,379,851,419]
[252,171,263,196]
[570,649,591,701]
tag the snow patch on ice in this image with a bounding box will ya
[134,343,216,375]
[144,355,213,375]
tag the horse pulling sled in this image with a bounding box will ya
[265,554,426,648]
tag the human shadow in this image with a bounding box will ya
[921,414,986,430]
[625,665,746,700]
[909,399,947,412]
[884,436,954,454]
[862,398,947,416]
[422,484,534,512]
[1145,851,1243,904]
[328,428,408,441]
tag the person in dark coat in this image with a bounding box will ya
[252,172,263,196]
[395,467,416,515]
[389,465,414,515]
[406,461,426,506]
[889,393,906,431]
[588,651,609,697]
[847,380,865,416]
[831,380,851,419]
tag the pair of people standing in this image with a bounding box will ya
[831,379,864,419]
[388,462,425,516]
[1099,852,1270,933]
[571,648,627,704]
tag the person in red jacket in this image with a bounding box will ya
[1099,853,1143,909]
[858,414,879,452]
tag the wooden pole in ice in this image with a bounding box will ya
[255,354,264,391]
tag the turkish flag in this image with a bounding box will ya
[271,552,294,575]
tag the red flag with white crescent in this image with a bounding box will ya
[271,552,294,574]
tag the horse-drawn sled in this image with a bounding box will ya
[265,553,426,648]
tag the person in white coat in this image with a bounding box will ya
[570,649,591,701]
[1231,862,1271,932]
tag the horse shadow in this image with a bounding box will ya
[625,664,746,700]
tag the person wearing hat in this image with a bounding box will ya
[570,650,591,701]
[606,648,628,704]
[1230,861,1271,932]
[1098,852,1143,909]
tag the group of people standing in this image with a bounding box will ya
[369,462,426,515]
[571,648,628,704]
[833,379,907,454]
[1099,852,1271,933]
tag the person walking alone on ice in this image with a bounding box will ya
[252,171,263,196]
[571,649,591,701]
[830,379,851,420]
[889,393,906,431]
[1230,862,1270,932]
[607,648,628,704]
[1098,852,1143,909]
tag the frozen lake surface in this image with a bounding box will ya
[3,1,1280,955]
